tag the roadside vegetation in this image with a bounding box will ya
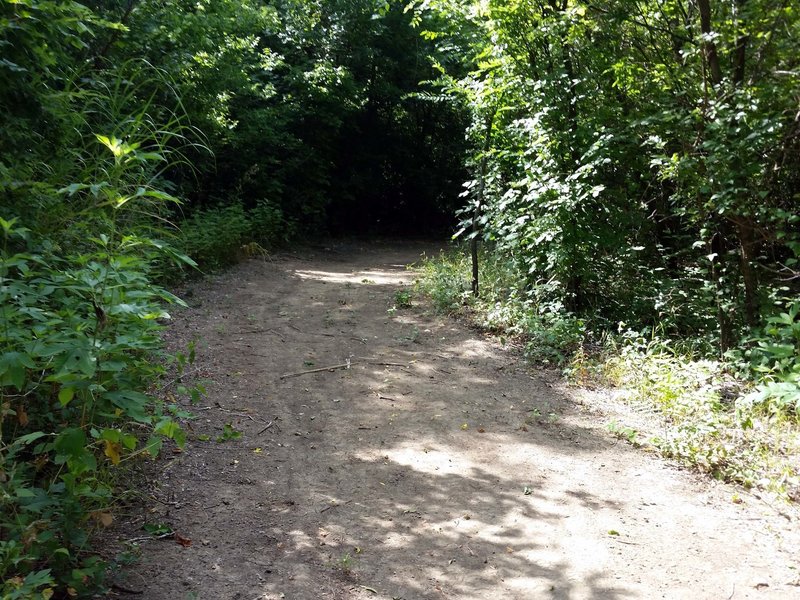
[1,1,464,596]
[418,250,799,502]
[409,0,799,503]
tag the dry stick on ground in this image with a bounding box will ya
[287,324,337,337]
[216,408,267,423]
[279,362,351,379]
[287,323,367,344]
[257,420,278,435]
[235,328,285,342]
[157,366,203,393]
[320,499,352,513]
[356,358,408,367]
[110,582,144,595]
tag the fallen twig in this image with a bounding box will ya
[257,420,277,434]
[610,538,640,546]
[279,362,350,379]
[124,532,175,544]
[157,366,203,393]
[288,324,337,337]
[149,495,180,507]
[320,500,352,513]
[110,582,144,595]
[378,395,400,401]
[236,329,285,342]
[217,408,265,423]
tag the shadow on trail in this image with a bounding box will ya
[237,253,636,599]
[130,246,642,600]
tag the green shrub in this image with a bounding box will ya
[741,301,800,418]
[601,335,798,498]
[416,251,471,313]
[0,219,189,597]
[418,248,586,364]
[177,200,292,272]
[179,203,251,270]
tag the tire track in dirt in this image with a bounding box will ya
[117,241,799,600]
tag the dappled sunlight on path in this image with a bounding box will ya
[125,242,800,600]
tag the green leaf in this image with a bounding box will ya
[14,431,47,446]
[54,428,87,459]
[0,216,19,233]
[58,183,90,196]
[155,418,186,448]
[104,391,151,423]
[144,435,162,457]
[58,387,75,406]
[143,523,173,536]
[57,348,96,378]
[0,351,34,390]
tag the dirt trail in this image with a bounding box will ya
[119,241,799,600]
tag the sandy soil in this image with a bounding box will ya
[113,241,799,600]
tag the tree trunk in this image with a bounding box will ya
[471,111,495,297]
[735,217,759,329]
[710,231,734,355]
[697,0,723,86]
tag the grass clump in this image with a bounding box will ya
[600,337,799,499]
[417,247,800,502]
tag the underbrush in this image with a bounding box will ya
[417,250,586,364]
[0,60,206,595]
[598,338,799,500]
[417,248,800,501]
[0,219,195,598]
[177,199,292,273]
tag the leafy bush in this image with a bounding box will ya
[601,335,798,499]
[0,219,189,597]
[741,301,800,418]
[1,40,202,592]
[177,200,291,272]
[416,251,471,313]
[179,203,252,271]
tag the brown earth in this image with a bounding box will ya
[112,240,799,600]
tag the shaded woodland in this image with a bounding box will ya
[1,0,798,596]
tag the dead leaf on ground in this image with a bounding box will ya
[175,533,192,547]
[103,440,121,465]
[91,511,114,527]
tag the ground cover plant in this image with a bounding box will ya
[417,248,800,501]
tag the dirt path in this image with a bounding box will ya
[118,241,799,600]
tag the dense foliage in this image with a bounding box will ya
[0,0,465,596]
[413,0,799,498]
[411,0,800,399]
